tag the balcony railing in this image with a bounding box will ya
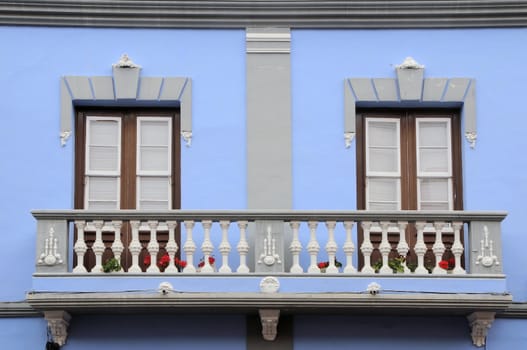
[32,210,506,276]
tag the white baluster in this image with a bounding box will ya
[342,221,356,273]
[451,221,466,275]
[307,221,320,274]
[218,220,232,273]
[325,221,339,274]
[91,221,105,273]
[200,220,214,273]
[432,222,447,275]
[360,221,375,273]
[379,222,392,274]
[73,220,87,273]
[183,220,197,273]
[111,221,124,271]
[164,221,179,273]
[236,221,250,273]
[128,220,142,273]
[396,221,410,273]
[413,221,428,274]
[146,221,160,273]
[289,221,303,273]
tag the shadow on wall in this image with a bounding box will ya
[295,315,474,350]
[66,314,246,350]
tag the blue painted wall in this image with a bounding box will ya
[0,27,246,301]
[0,318,47,348]
[1,26,527,348]
[291,29,527,301]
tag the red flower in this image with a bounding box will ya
[198,256,215,268]
[158,254,171,268]
[317,262,329,269]
[144,255,151,266]
[438,260,449,270]
[175,257,187,269]
[448,257,456,268]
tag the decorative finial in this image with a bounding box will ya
[113,53,141,68]
[396,57,424,69]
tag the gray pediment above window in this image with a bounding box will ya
[344,57,477,149]
[60,54,192,147]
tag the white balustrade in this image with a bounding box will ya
[37,210,499,277]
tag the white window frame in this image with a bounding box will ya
[365,118,401,210]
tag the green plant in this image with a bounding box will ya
[373,255,406,273]
[102,257,122,273]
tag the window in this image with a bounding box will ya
[74,108,181,271]
[356,109,463,269]
[75,108,181,210]
[356,109,463,211]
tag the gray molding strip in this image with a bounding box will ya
[1,1,527,28]
[26,291,512,314]
[497,302,527,318]
[0,302,41,318]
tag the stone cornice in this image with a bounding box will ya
[26,291,512,315]
[1,1,527,29]
[0,302,41,318]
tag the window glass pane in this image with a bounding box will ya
[140,120,169,146]
[368,178,399,202]
[138,176,170,209]
[89,120,119,146]
[368,202,399,211]
[420,202,450,210]
[368,148,399,173]
[89,146,119,171]
[367,121,398,147]
[139,147,169,172]
[419,148,449,173]
[87,177,118,209]
[419,178,449,204]
[419,121,448,147]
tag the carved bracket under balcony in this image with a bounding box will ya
[44,310,71,346]
[259,309,280,341]
[467,311,495,347]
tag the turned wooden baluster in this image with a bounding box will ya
[289,221,303,273]
[452,221,466,275]
[146,220,160,273]
[183,220,196,273]
[236,221,250,273]
[432,222,447,275]
[218,220,232,273]
[164,221,179,273]
[360,221,375,274]
[200,220,214,273]
[307,221,320,274]
[73,220,87,273]
[325,221,339,274]
[342,221,356,273]
[91,220,105,273]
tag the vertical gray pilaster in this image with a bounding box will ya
[246,27,292,210]
[246,27,292,273]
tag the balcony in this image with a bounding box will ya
[28,209,511,315]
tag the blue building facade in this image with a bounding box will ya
[1,2,526,349]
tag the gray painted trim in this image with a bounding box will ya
[0,302,41,318]
[26,291,512,315]
[498,303,527,318]
[1,1,527,28]
[246,27,292,209]
[61,68,192,146]
[344,72,477,148]
[31,209,508,223]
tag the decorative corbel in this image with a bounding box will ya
[259,309,280,341]
[44,311,71,346]
[467,311,495,347]
[181,131,193,147]
[344,132,355,148]
[465,131,477,149]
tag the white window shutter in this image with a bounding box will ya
[136,117,172,209]
[416,118,452,210]
[365,119,401,210]
[85,117,121,209]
